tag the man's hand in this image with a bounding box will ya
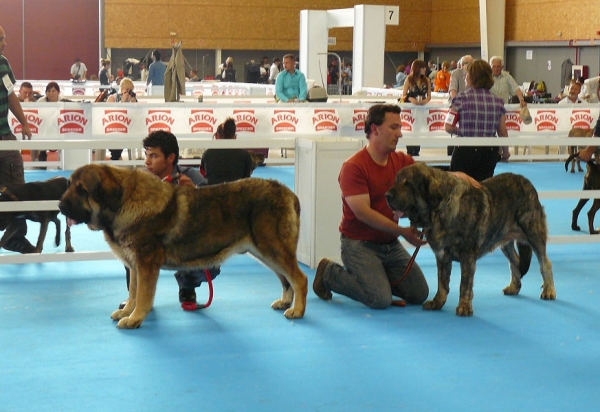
[177,174,195,187]
[400,226,427,247]
[20,124,32,140]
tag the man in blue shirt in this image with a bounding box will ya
[146,49,167,86]
[275,54,307,102]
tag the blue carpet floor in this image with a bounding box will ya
[1,163,599,411]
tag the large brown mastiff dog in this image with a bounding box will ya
[59,164,307,329]
[385,163,556,316]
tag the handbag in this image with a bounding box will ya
[520,106,532,125]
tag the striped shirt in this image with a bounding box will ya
[451,87,506,137]
[0,55,16,135]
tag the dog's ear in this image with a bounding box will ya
[419,165,446,208]
[92,166,123,213]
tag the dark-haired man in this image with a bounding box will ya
[119,130,219,308]
[313,104,478,309]
[146,49,166,87]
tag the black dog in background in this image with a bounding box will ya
[0,177,74,253]
[565,152,600,234]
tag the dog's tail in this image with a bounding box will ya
[564,152,579,172]
[517,242,532,277]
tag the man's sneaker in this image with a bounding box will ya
[313,258,332,300]
[179,287,197,304]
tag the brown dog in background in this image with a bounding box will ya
[567,128,595,173]
[0,177,73,253]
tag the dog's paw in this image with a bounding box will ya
[502,284,521,295]
[571,224,581,231]
[65,246,74,253]
[455,303,473,317]
[540,286,556,300]
[116,317,143,329]
[422,299,443,311]
[271,299,292,311]
[283,307,305,319]
[590,229,599,235]
[111,309,126,320]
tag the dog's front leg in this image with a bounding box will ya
[116,266,159,329]
[423,256,451,311]
[587,199,600,234]
[456,258,476,316]
[111,267,137,321]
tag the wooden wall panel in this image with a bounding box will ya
[430,0,480,44]
[105,0,440,52]
[506,0,600,42]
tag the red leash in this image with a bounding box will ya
[181,268,214,311]
[391,233,424,307]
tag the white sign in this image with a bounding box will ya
[385,6,399,25]
[526,50,533,60]
[328,37,336,46]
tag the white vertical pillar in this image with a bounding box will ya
[479,0,506,63]
[299,10,329,86]
[353,5,386,91]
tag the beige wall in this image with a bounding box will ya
[105,0,600,52]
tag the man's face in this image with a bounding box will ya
[18,86,33,102]
[144,146,174,179]
[569,83,581,100]
[283,57,295,73]
[491,60,503,77]
[0,27,6,55]
[371,112,403,152]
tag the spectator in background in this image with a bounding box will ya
[139,62,148,82]
[426,60,436,78]
[341,61,353,95]
[275,54,307,102]
[328,59,340,93]
[189,68,199,82]
[200,118,254,185]
[401,59,431,156]
[448,55,473,100]
[558,79,582,105]
[35,81,65,164]
[445,59,509,181]
[260,56,270,84]
[450,60,458,71]
[99,58,112,90]
[394,65,407,88]
[269,57,282,85]
[489,56,526,107]
[147,49,167,86]
[580,76,600,103]
[221,61,236,82]
[70,57,87,81]
[106,77,138,160]
[17,82,35,102]
[434,60,451,92]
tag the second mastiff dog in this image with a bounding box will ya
[59,164,308,329]
[385,163,556,316]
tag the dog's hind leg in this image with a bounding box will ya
[423,256,452,312]
[51,214,61,247]
[33,218,51,253]
[586,199,600,234]
[572,198,589,231]
[501,241,524,295]
[456,257,476,316]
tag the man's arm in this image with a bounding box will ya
[8,92,31,140]
[275,73,289,102]
[298,74,308,101]
[345,193,426,247]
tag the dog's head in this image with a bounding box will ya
[59,164,124,231]
[385,163,448,228]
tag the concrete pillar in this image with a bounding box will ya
[299,10,329,86]
[352,5,386,91]
[479,0,506,63]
